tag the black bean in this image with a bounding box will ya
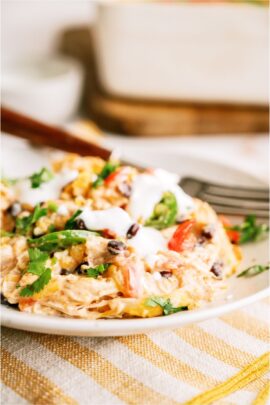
[127,223,140,239]
[75,261,89,274]
[1,293,18,308]
[201,226,215,240]
[210,261,223,279]
[117,182,132,198]
[75,219,87,230]
[60,269,70,275]
[107,240,126,255]
[160,271,172,278]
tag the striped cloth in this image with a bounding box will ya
[1,298,269,405]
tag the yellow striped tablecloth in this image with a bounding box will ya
[1,298,269,405]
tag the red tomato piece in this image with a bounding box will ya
[168,220,195,252]
[104,168,123,185]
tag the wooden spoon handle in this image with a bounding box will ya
[1,105,111,160]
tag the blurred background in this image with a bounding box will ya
[1,0,269,177]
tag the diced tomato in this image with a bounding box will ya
[104,168,123,185]
[168,220,195,252]
[18,297,36,311]
[219,215,240,244]
[102,228,116,239]
[226,229,240,244]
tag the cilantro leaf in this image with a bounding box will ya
[85,263,110,278]
[228,215,269,245]
[237,264,269,278]
[20,268,51,297]
[145,296,188,316]
[29,167,54,189]
[19,248,51,297]
[64,210,83,230]
[16,204,48,235]
[93,162,119,188]
[27,248,49,275]
[28,230,94,252]
[0,229,14,237]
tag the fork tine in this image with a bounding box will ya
[180,177,269,201]
[199,193,269,211]
[209,204,269,218]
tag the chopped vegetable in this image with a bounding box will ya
[16,204,48,235]
[47,201,58,213]
[85,263,110,278]
[20,269,51,297]
[64,209,83,230]
[145,296,188,316]
[227,215,269,244]
[20,248,51,297]
[104,167,123,185]
[29,167,54,189]
[237,264,269,278]
[48,224,56,233]
[28,230,95,252]
[92,162,120,188]
[145,191,178,230]
[168,220,195,252]
[0,230,14,237]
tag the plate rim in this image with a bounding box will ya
[1,152,269,336]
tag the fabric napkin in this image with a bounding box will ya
[1,297,269,405]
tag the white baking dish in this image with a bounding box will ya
[93,2,268,105]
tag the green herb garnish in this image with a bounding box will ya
[20,248,51,297]
[237,264,269,278]
[48,224,56,233]
[0,229,14,237]
[16,204,48,235]
[145,191,178,230]
[64,210,83,230]
[47,201,58,213]
[228,215,269,244]
[92,162,119,188]
[29,167,54,189]
[85,263,110,278]
[28,230,95,252]
[145,296,188,316]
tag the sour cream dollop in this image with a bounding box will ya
[77,207,167,260]
[15,169,78,206]
[128,168,194,222]
[77,207,133,237]
[129,227,166,258]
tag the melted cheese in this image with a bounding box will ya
[78,207,133,237]
[128,168,194,222]
[15,169,78,206]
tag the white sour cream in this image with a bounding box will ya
[128,168,194,222]
[129,227,166,258]
[15,169,78,206]
[77,207,133,237]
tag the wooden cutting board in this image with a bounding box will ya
[89,91,269,137]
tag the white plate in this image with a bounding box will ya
[1,142,269,336]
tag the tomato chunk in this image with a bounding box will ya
[168,220,195,252]
[219,215,240,244]
[104,168,123,185]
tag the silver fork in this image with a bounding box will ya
[180,177,269,218]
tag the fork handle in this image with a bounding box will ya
[1,105,111,160]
